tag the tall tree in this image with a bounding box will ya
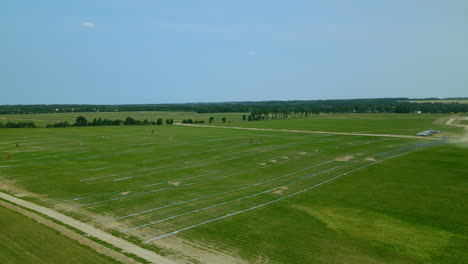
[124,117,135,125]
[75,116,88,126]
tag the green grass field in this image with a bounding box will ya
[0,204,118,264]
[212,113,461,136]
[0,113,466,263]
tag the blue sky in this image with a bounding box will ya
[1,0,467,104]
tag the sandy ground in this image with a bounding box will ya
[175,123,440,140]
[0,200,140,264]
[0,192,175,264]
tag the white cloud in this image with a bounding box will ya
[248,50,256,56]
[82,21,95,28]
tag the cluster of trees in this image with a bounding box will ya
[46,121,71,128]
[181,119,205,124]
[0,121,37,128]
[1,98,467,115]
[46,116,175,128]
[208,117,227,123]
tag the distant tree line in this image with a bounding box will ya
[181,119,205,124]
[46,116,174,128]
[0,121,37,128]
[1,98,467,115]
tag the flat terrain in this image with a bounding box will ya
[211,113,462,136]
[0,203,118,264]
[0,111,246,126]
[0,113,466,263]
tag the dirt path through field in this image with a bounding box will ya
[176,123,438,140]
[445,116,468,128]
[0,200,140,264]
[0,192,175,264]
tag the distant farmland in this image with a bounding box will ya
[405,99,468,104]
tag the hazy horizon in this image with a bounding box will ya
[1,96,468,107]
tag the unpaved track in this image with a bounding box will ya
[176,123,438,140]
[0,192,175,264]
[0,200,140,264]
[445,116,468,128]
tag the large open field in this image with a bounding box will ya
[211,113,463,136]
[0,113,467,263]
[0,111,247,127]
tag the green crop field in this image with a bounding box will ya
[0,113,466,263]
[0,204,117,264]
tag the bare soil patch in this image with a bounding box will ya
[272,187,289,195]
[335,156,354,162]
[0,179,43,200]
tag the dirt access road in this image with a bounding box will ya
[445,116,468,128]
[176,123,439,140]
[0,200,140,264]
[0,192,175,264]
